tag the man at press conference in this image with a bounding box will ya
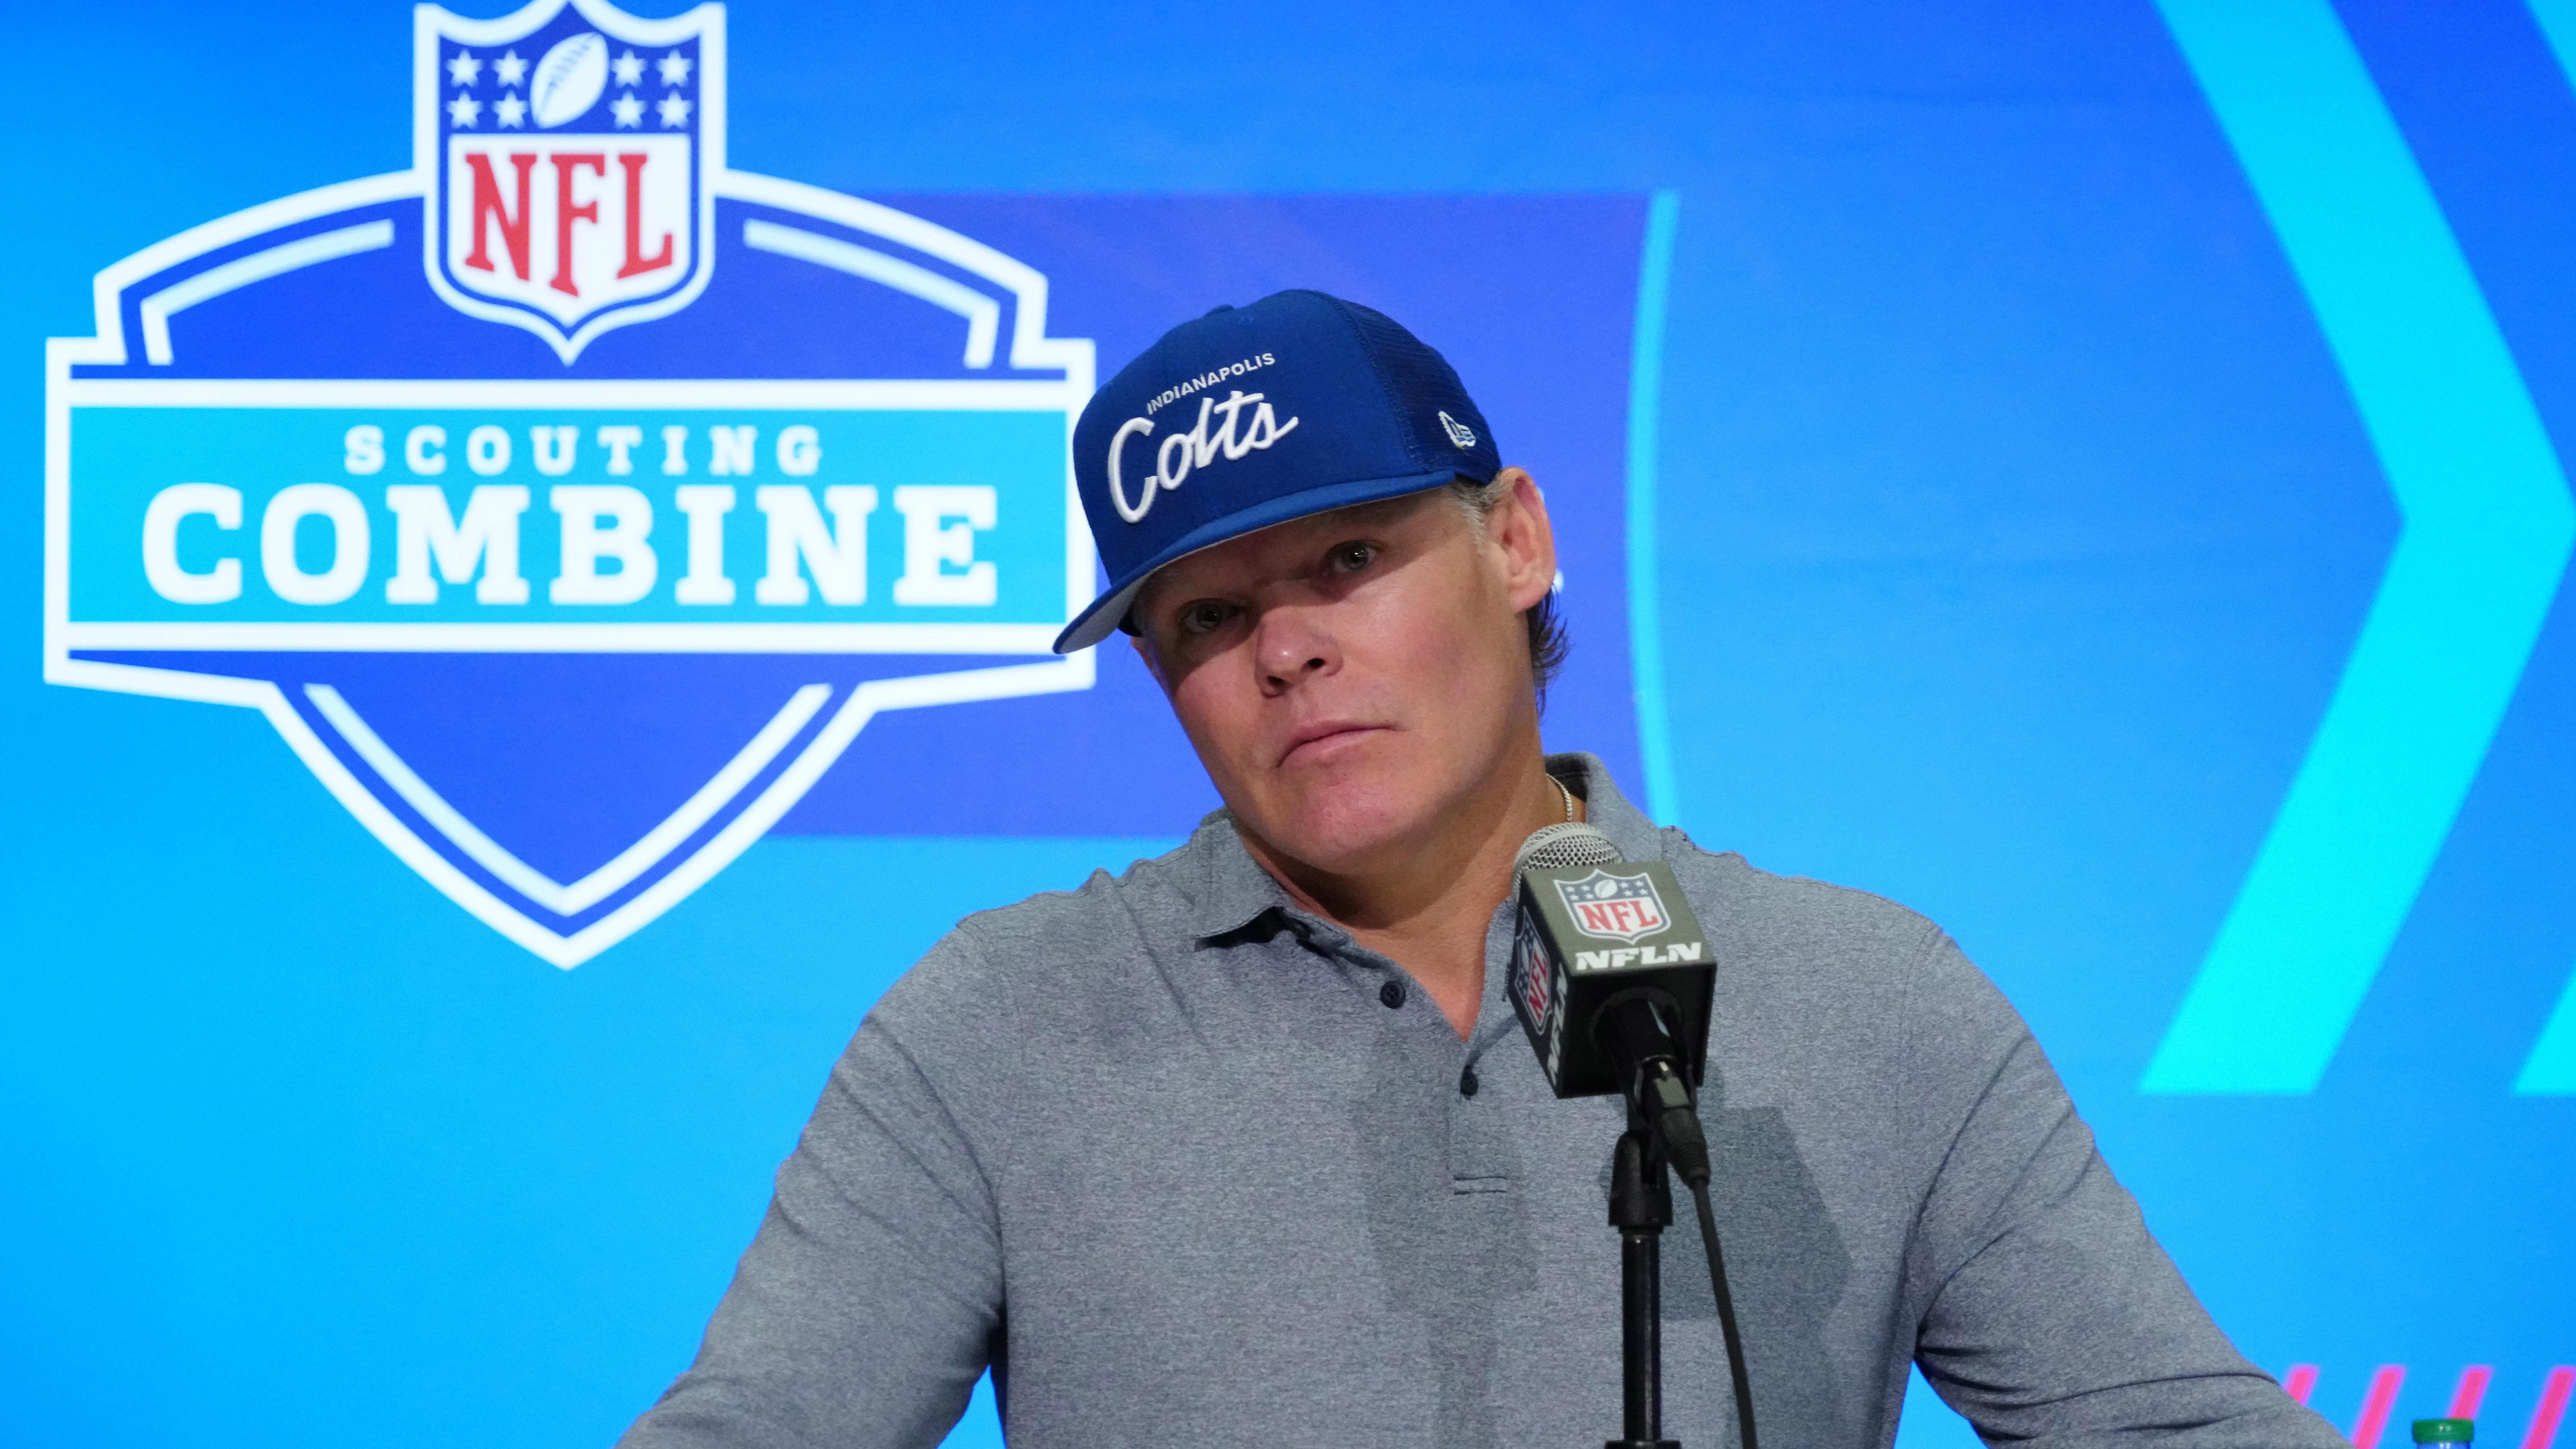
[621,290,2342,1449]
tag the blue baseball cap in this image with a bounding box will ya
[1053,289,1502,652]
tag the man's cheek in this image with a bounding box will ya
[1174,692,1251,781]
[1150,637,1223,698]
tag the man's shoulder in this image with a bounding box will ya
[1656,829,2033,1107]
[1648,830,2009,1041]
[870,829,1214,1020]
[1569,752,1951,988]
[948,838,1200,952]
[1663,829,1941,958]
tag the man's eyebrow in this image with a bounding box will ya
[1133,490,1448,623]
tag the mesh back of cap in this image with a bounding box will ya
[1322,294,1500,478]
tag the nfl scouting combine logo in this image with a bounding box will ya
[42,0,1098,966]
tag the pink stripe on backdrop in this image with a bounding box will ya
[2524,1368,2576,1449]
[2454,1367,2495,1421]
[2351,1366,2407,1449]
[2285,1366,2319,1406]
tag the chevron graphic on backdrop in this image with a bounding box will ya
[2139,0,2576,1094]
[2503,0,2576,1094]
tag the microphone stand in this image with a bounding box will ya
[1608,1103,1681,1449]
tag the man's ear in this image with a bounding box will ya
[1486,467,1558,613]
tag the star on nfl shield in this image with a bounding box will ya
[1553,868,1672,944]
[43,0,1098,967]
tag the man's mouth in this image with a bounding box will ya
[1279,720,1387,767]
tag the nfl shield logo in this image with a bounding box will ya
[423,0,719,361]
[1554,869,1672,943]
[1513,912,1554,1024]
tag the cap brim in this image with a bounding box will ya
[1052,468,1466,652]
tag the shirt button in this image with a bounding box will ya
[1379,980,1405,1009]
[1459,1068,1480,1097]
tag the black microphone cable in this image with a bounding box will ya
[1636,1060,1758,1449]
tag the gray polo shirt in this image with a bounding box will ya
[623,754,2339,1449]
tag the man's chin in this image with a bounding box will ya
[1244,792,1442,879]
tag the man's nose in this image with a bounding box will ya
[1254,607,1340,696]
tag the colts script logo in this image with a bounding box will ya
[43,0,1099,966]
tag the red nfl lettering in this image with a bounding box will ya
[1573,897,1665,937]
[550,153,606,296]
[463,152,538,279]
[617,153,673,278]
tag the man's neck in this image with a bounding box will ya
[1241,754,1579,1040]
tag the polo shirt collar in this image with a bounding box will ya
[1183,807,1299,940]
[1181,751,1663,940]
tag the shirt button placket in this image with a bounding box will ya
[1379,980,1405,1010]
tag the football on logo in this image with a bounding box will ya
[44,0,1099,967]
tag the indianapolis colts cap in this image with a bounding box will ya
[1053,289,1502,652]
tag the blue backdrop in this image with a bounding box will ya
[4,2,2571,1446]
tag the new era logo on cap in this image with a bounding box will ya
[1055,289,1501,652]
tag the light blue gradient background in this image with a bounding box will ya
[8,2,2575,1446]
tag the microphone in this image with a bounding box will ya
[1511,822,1759,1449]
[1506,823,1716,1185]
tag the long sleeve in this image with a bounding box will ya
[1902,933,2342,1449]
[620,931,1008,1449]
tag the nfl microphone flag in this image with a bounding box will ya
[1509,856,1715,1099]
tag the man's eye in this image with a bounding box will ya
[1177,601,1232,636]
[1328,542,1378,574]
